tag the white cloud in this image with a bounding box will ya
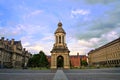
[23,40,53,55]
[101,31,119,42]
[71,9,90,18]
[28,10,43,16]
[15,24,50,35]
[23,10,43,19]
[41,36,54,41]
[68,30,119,55]
[21,33,53,55]
[68,38,90,55]
[89,38,100,44]
[0,25,23,37]
[78,37,100,47]
[0,23,53,55]
[78,39,92,47]
[22,42,30,47]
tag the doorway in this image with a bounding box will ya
[57,55,64,68]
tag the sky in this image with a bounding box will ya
[0,0,120,55]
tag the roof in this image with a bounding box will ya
[14,41,21,45]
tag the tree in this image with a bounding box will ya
[81,60,88,66]
[27,51,49,68]
[39,51,49,67]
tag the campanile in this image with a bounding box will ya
[51,22,70,69]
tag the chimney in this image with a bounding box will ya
[6,39,9,41]
[1,37,4,41]
[24,48,26,51]
[6,38,9,43]
[11,38,15,45]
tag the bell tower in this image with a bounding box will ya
[51,22,70,69]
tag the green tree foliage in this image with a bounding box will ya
[39,51,49,67]
[27,51,49,68]
[81,60,88,66]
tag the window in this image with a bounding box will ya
[59,36,61,43]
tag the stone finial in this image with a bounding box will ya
[58,22,62,27]
[24,48,26,51]
[11,38,15,45]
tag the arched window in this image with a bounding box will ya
[59,36,61,43]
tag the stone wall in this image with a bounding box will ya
[0,37,32,68]
[88,38,120,67]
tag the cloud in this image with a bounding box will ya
[22,38,53,55]
[77,38,100,50]
[0,25,24,37]
[101,31,119,42]
[67,37,92,55]
[15,24,50,36]
[0,23,47,38]
[41,36,54,41]
[78,40,93,47]
[74,1,120,40]
[90,31,119,48]
[0,22,53,55]
[27,10,43,17]
[68,30,119,55]
[22,42,30,47]
[19,24,54,54]
[23,10,43,19]
[71,9,90,18]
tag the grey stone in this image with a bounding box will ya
[53,70,68,80]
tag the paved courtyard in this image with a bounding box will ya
[64,68,120,80]
[0,68,120,80]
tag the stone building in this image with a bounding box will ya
[51,22,70,69]
[88,38,120,67]
[0,37,32,68]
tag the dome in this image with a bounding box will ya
[55,22,66,34]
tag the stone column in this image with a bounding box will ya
[51,54,57,69]
[63,36,64,43]
[54,54,57,68]
[61,35,63,43]
[57,36,59,43]
[64,54,70,69]
[67,55,70,68]
[56,36,57,43]
[63,55,66,68]
[64,35,66,43]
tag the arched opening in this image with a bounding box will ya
[57,55,64,68]
[59,36,61,43]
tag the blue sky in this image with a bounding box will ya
[0,0,120,55]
